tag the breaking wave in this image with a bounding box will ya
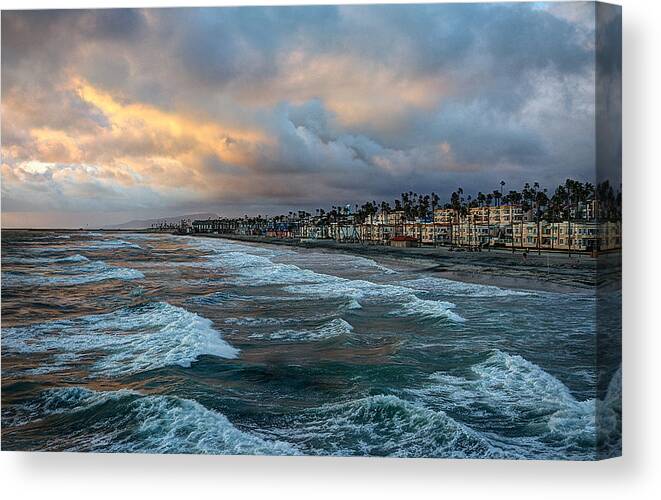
[1,260,143,287]
[412,350,599,459]
[399,277,533,298]
[7,387,297,455]
[266,394,500,458]
[397,297,466,323]
[189,238,465,323]
[288,279,465,323]
[249,318,353,342]
[30,234,71,240]
[2,302,239,377]
[2,254,89,265]
[78,239,143,250]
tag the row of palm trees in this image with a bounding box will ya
[215,178,621,229]
[347,179,620,225]
[205,178,621,251]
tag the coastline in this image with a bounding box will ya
[181,233,603,293]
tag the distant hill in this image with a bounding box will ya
[103,213,219,229]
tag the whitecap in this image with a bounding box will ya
[9,387,298,456]
[1,260,143,287]
[396,297,466,323]
[412,350,600,459]
[186,237,464,324]
[266,394,499,458]
[2,254,89,265]
[78,239,143,250]
[398,277,533,298]
[249,318,353,342]
[287,279,464,323]
[2,302,239,377]
[30,234,71,240]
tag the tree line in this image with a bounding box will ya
[214,178,621,226]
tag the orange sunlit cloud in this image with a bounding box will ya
[1,5,603,227]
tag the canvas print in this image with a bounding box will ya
[1,2,621,460]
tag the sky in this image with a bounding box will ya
[1,2,621,228]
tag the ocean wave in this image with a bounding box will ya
[266,394,500,458]
[187,239,463,323]
[3,386,140,428]
[396,297,466,323]
[8,387,297,455]
[30,234,72,240]
[287,279,464,323]
[249,318,353,342]
[398,277,533,298]
[284,251,396,276]
[344,256,396,274]
[2,302,239,377]
[185,291,243,306]
[122,234,164,240]
[413,350,599,459]
[210,251,323,286]
[1,260,143,287]
[187,238,363,284]
[2,254,89,265]
[77,239,143,250]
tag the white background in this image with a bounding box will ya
[0,0,658,499]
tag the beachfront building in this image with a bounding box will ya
[192,219,222,233]
[191,212,620,253]
[185,186,620,255]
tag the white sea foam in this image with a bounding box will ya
[413,350,599,458]
[13,387,298,455]
[1,260,143,287]
[398,277,533,298]
[3,302,239,377]
[2,254,89,265]
[286,251,396,276]
[204,251,324,286]
[287,279,465,323]
[186,238,465,323]
[396,297,466,323]
[347,256,396,274]
[30,234,71,240]
[267,394,499,458]
[249,318,353,342]
[186,291,244,306]
[78,239,143,250]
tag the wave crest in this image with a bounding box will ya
[250,318,354,342]
[268,394,498,458]
[8,387,297,455]
[3,302,239,377]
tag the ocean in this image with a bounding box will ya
[0,230,621,459]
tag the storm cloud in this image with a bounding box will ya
[1,3,607,227]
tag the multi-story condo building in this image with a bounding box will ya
[187,200,620,254]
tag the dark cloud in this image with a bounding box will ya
[1,3,616,227]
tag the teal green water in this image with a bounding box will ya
[1,231,621,458]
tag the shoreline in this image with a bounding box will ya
[182,233,602,293]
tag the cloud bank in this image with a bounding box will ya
[1,3,610,227]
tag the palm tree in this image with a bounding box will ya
[493,189,501,207]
